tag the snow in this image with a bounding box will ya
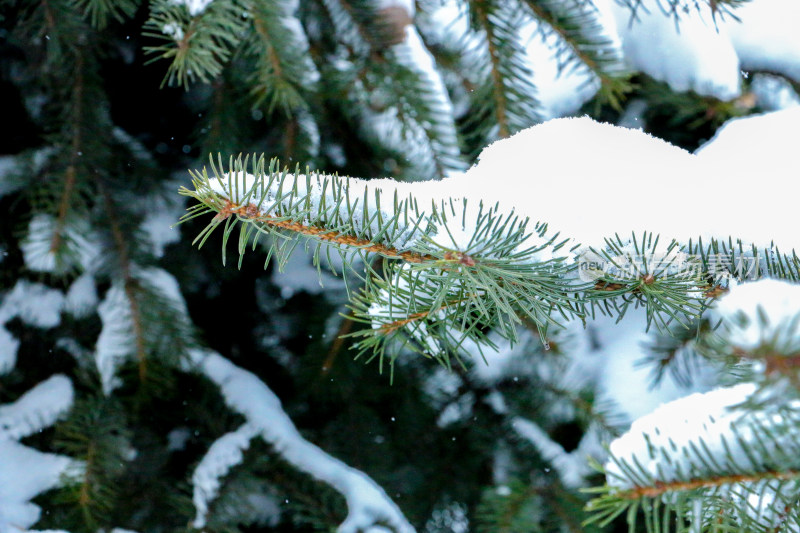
[0,376,78,532]
[605,383,756,488]
[750,74,800,111]
[607,0,740,99]
[65,273,98,318]
[0,280,66,374]
[162,22,184,41]
[94,283,134,395]
[712,279,800,352]
[460,110,800,254]
[511,416,594,488]
[0,375,74,440]
[141,205,182,258]
[603,380,800,531]
[21,214,100,274]
[172,0,214,16]
[0,280,65,330]
[192,423,259,528]
[0,328,20,375]
[722,0,800,82]
[189,348,416,533]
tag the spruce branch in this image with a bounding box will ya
[180,154,587,368]
[101,183,149,384]
[144,0,247,88]
[73,0,139,29]
[586,382,800,533]
[522,0,632,109]
[242,0,318,115]
[454,0,542,150]
[51,45,86,256]
[180,155,800,371]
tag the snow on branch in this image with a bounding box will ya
[182,109,800,368]
[590,383,800,531]
[714,279,800,353]
[0,376,80,532]
[188,348,416,533]
[191,423,260,528]
[0,280,66,375]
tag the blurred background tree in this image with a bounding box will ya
[1,0,799,532]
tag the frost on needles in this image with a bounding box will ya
[183,108,800,531]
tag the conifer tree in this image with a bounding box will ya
[1,0,800,532]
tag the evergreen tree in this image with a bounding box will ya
[1,0,800,532]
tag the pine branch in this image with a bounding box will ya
[180,155,583,368]
[242,0,317,115]
[522,0,631,109]
[100,183,149,384]
[51,46,85,256]
[586,382,800,533]
[73,0,139,28]
[465,0,541,146]
[144,0,247,88]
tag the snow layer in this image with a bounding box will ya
[606,383,756,488]
[460,110,800,254]
[95,283,134,395]
[65,273,99,318]
[512,416,596,488]
[607,0,739,99]
[723,0,800,82]
[0,376,78,532]
[21,214,100,274]
[172,0,213,16]
[0,376,74,441]
[0,280,66,375]
[712,279,800,352]
[192,423,259,528]
[189,348,415,533]
[605,381,800,530]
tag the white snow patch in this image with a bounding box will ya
[0,377,78,532]
[172,0,214,16]
[0,281,65,375]
[750,74,800,111]
[0,280,65,329]
[458,112,800,254]
[607,0,740,99]
[0,376,74,441]
[606,383,755,487]
[712,279,800,352]
[21,214,100,274]
[141,208,181,258]
[512,416,594,488]
[192,424,259,528]
[94,283,134,395]
[162,22,184,41]
[722,0,800,82]
[65,273,98,318]
[0,328,20,375]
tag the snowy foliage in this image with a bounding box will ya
[0,377,78,532]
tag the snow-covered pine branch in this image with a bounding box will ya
[0,376,79,532]
[181,108,800,368]
[188,348,416,533]
[586,279,800,532]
